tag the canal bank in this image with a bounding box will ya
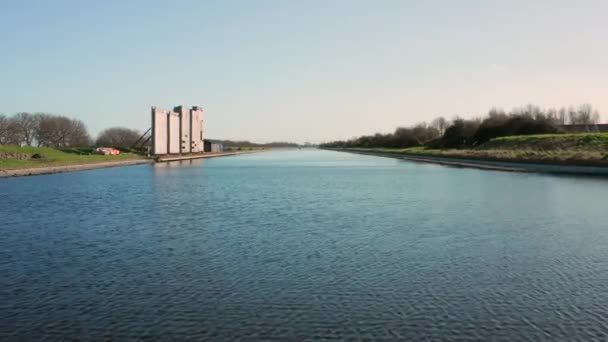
[0,151,260,178]
[155,150,258,162]
[0,159,153,178]
[329,149,608,175]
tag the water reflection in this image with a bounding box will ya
[153,159,206,173]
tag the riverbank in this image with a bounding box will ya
[332,149,608,175]
[155,150,258,162]
[324,133,608,175]
[1,145,149,176]
[0,159,154,177]
[0,146,260,178]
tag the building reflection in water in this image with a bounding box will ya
[153,159,205,176]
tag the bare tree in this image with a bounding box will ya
[0,114,10,145]
[557,107,567,125]
[10,112,38,146]
[591,110,600,124]
[566,103,598,125]
[576,104,593,124]
[410,122,440,144]
[567,106,576,124]
[36,114,91,148]
[546,108,558,124]
[488,108,507,119]
[514,104,542,118]
[66,118,91,147]
[0,114,21,145]
[483,109,509,126]
[431,116,449,136]
[0,114,6,144]
[96,127,141,148]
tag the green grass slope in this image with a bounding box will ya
[478,133,608,152]
[0,145,144,170]
[342,133,608,164]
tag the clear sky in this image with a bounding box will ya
[1,0,607,143]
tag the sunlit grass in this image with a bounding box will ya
[343,133,608,164]
[0,145,145,170]
[480,133,608,151]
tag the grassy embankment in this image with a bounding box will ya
[345,133,608,165]
[0,145,145,170]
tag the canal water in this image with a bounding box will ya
[2,149,608,340]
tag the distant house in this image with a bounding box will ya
[559,124,608,134]
[204,139,223,153]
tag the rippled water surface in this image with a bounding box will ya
[2,149,608,340]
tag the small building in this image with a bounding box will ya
[204,139,223,153]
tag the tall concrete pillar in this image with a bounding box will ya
[191,106,204,152]
[151,107,169,155]
[173,106,191,154]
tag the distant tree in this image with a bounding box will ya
[524,104,542,118]
[439,118,481,148]
[67,118,91,147]
[36,114,91,148]
[96,127,141,148]
[10,112,38,146]
[0,114,21,145]
[591,110,600,125]
[567,104,598,124]
[321,103,600,150]
[546,108,559,125]
[566,106,577,124]
[557,107,567,125]
[473,106,558,145]
[576,104,593,124]
[440,119,468,148]
[511,104,542,119]
[411,122,440,144]
[392,127,419,148]
[487,108,507,119]
[431,117,449,136]
[0,114,7,144]
[219,140,300,148]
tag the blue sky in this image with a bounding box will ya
[1,0,607,143]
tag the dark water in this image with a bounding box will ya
[2,149,608,341]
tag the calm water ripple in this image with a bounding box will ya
[2,149,608,340]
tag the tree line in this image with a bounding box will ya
[218,140,300,148]
[0,112,142,149]
[0,112,300,150]
[320,104,602,149]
